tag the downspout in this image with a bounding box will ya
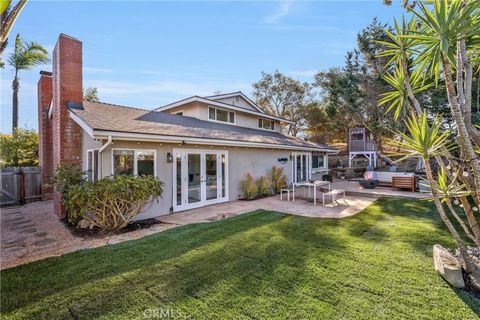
[98,136,112,178]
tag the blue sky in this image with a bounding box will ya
[0,0,404,134]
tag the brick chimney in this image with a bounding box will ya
[37,71,53,200]
[51,34,84,217]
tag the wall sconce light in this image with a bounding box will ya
[289,155,293,161]
[167,152,173,163]
[278,157,288,164]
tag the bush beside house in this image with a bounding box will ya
[52,164,164,231]
[241,166,287,200]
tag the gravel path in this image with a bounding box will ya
[1,201,176,270]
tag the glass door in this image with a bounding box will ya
[173,150,228,212]
[292,152,312,183]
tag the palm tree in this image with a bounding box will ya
[393,113,475,273]
[406,0,480,192]
[0,0,28,66]
[7,34,49,131]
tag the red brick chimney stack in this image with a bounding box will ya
[37,71,53,200]
[42,33,84,217]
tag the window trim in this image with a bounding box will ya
[172,110,184,116]
[311,154,328,173]
[86,148,100,182]
[258,118,275,131]
[111,148,157,176]
[208,106,236,124]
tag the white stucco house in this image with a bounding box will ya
[38,34,337,219]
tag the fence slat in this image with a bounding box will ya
[1,167,43,206]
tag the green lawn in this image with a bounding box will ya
[1,198,479,319]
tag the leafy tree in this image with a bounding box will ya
[310,19,394,149]
[8,34,49,131]
[0,0,27,67]
[0,128,38,167]
[252,70,311,136]
[83,86,99,102]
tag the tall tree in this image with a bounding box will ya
[7,34,49,131]
[83,86,100,102]
[0,0,27,67]
[310,19,394,148]
[252,70,311,136]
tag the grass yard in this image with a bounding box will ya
[1,198,479,319]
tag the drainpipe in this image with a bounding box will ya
[98,136,112,178]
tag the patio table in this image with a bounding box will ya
[292,181,331,206]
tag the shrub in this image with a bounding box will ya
[0,128,39,167]
[241,173,257,200]
[64,175,164,231]
[270,166,287,194]
[50,163,85,204]
[255,176,272,198]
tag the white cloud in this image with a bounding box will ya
[288,70,317,78]
[83,67,113,73]
[265,0,295,24]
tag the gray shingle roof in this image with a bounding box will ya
[70,101,336,151]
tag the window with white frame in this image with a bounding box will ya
[312,154,327,172]
[258,118,275,130]
[87,149,99,182]
[208,107,235,123]
[112,149,156,176]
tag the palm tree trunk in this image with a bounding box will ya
[446,200,478,246]
[11,71,19,131]
[457,40,480,147]
[401,58,422,116]
[424,159,475,273]
[436,154,480,243]
[441,58,480,202]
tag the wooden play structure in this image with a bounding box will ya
[348,127,394,168]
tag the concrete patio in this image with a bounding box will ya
[0,181,422,269]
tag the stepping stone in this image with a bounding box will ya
[2,242,25,249]
[3,246,24,253]
[4,216,27,223]
[11,223,36,231]
[10,220,33,227]
[33,238,56,247]
[18,227,37,234]
[3,235,27,244]
[34,232,48,238]
[5,211,22,216]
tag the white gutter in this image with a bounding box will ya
[93,130,338,153]
[99,136,112,153]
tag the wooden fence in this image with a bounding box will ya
[0,167,42,207]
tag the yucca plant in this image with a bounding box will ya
[430,167,479,246]
[392,113,475,273]
[379,66,432,119]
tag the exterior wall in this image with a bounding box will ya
[51,34,84,217]
[213,96,257,111]
[92,139,295,220]
[37,72,54,200]
[168,101,201,118]
[164,101,281,133]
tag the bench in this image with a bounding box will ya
[322,189,348,206]
[280,189,292,201]
[392,176,415,192]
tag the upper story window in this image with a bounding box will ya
[209,107,235,123]
[258,118,275,130]
[112,149,156,176]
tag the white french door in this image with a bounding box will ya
[292,152,312,183]
[173,149,228,212]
